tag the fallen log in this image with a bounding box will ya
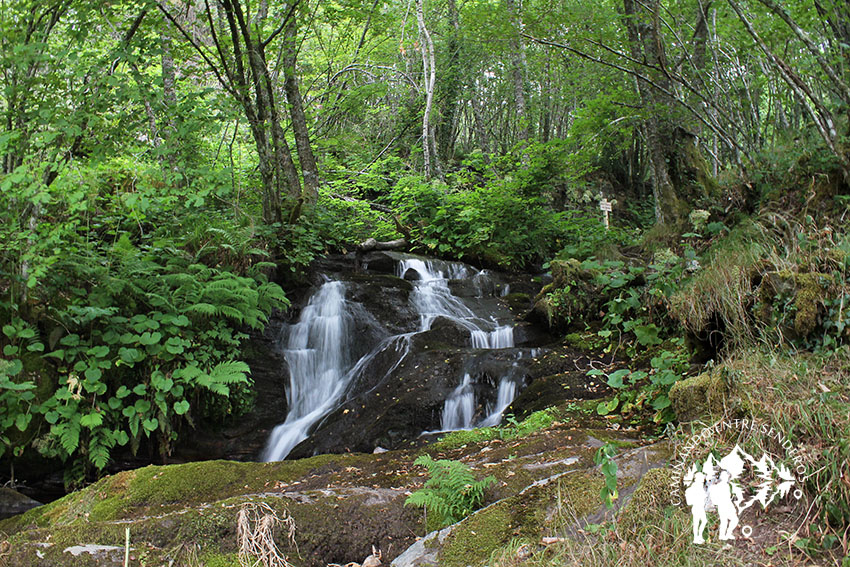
[357,237,408,252]
[355,238,409,272]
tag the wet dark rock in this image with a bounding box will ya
[413,316,472,349]
[0,488,42,520]
[360,251,400,275]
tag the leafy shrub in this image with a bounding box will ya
[552,210,635,261]
[405,454,496,527]
[0,159,289,479]
[388,175,567,269]
[26,236,288,475]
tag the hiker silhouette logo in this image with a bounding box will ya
[669,420,805,545]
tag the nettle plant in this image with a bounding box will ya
[10,235,287,476]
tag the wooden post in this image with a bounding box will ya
[599,198,612,230]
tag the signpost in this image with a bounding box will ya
[599,198,612,230]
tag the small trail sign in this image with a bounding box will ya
[599,198,612,230]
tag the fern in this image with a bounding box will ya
[405,454,496,527]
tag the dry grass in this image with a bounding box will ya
[669,211,848,352]
[237,501,297,567]
[669,219,768,349]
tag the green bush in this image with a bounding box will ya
[388,175,567,269]
[0,159,288,479]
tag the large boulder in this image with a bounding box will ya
[0,419,664,567]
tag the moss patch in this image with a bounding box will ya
[668,371,727,422]
[617,468,677,535]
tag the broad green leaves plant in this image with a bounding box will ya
[595,442,618,508]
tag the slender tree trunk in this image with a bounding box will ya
[505,0,529,143]
[416,0,440,179]
[282,13,319,202]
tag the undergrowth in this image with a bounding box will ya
[432,408,560,451]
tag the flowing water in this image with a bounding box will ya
[263,255,526,461]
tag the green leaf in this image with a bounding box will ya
[84,367,102,381]
[116,385,131,399]
[138,332,162,346]
[173,400,190,415]
[606,369,630,389]
[80,412,104,429]
[2,325,16,339]
[14,413,30,431]
[596,398,618,415]
[44,349,65,360]
[133,384,147,396]
[634,324,661,346]
[142,418,158,433]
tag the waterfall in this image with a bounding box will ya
[263,281,355,462]
[397,257,519,430]
[264,255,526,460]
[441,374,476,430]
[479,378,518,427]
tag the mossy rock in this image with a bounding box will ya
[502,292,532,311]
[438,471,603,567]
[668,371,727,422]
[756,270,828,339]
[530,259,603,332]
[563,332,606,352]
[616,467,679,535]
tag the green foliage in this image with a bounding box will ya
[389,175,568,269]
[594,443,618,508]
[0,357,36,459]
[589,343,689,425]
[551,210,636,261]
[434,408,559,450]
[405,454,496,527]
[0,158,288,478]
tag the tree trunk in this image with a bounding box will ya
[282,12,319,203]
[623,0,687,225]
[505,0,529,143]
[416,0,440,179]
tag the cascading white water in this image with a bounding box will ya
[263,281,354,462]
[264,256,528,459]
[398,258,479,332]
[480,378,518,427]
[471,325,514,349]
[397,257,520,430]
[441,373,476,430]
